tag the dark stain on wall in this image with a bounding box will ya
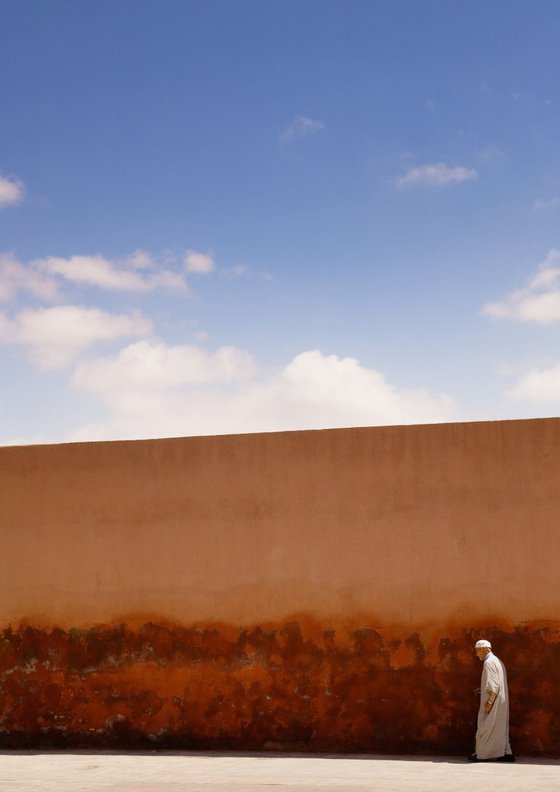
[0,618,558,755]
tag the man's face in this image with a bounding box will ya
[475,647,488,661]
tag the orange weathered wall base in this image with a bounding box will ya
[1,419,559,754]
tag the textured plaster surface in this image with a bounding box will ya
[1,418,560,754]
[2,419,560,628]
[0,619,558,755]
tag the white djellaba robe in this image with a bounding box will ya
[475,652,513,760]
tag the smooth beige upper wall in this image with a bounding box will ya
[1,418,558,629]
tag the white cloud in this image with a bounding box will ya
[73,339,256,392]
[0,253,60,302]
[0,312,12,339]
[280,116,325,142]
[0,306,152,369]
[69,346,456,442]
[150,270,188,290]
[396,162,477,187]
[38,251,187,293]
[222,264,274,281]
[508,364,560,404]
[185,250,215,274]
[0,249,188,303]
[533,196,560,211]
[482,250,560,323]
[225,264,249,277]
[39,255,146,291]
[0,173,25,208]
[125,249,154,269]
[474,144,507,164]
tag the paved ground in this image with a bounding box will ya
[0,751,558,792]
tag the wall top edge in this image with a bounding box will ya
[2,414,560,452]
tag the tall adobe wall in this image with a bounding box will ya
[1,418,559,754]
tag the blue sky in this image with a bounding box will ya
[1,0,560,444]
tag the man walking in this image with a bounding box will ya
[469,639,515,762]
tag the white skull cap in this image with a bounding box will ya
[475,639,492,649]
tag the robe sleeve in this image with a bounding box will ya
[485,658,501,694]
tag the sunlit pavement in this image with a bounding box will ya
[1,751,559,792]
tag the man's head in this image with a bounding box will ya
[475,639,492,661]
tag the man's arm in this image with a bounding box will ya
[483,658,501,713]
[484,691,497,714]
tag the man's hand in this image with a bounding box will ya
[484,696,496,714]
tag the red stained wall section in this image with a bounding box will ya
[1,419,560,754]
[1,619,559,754]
